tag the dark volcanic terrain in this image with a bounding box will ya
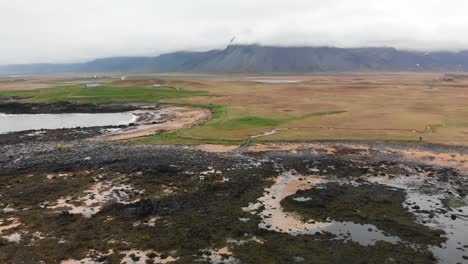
[1,137,468,263]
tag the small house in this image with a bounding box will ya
[120,76,127,81]
[85,83,101,88]
[153,84,161,88]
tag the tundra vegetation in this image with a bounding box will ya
[1,74,468,146]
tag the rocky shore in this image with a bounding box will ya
[1,138,467,263]
[0,102,211,144]
[0,101,141,114]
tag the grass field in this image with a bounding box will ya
[0,85,207,104]
[1,74,468,146]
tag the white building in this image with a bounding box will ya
[121,76,127,81]
[153,84,161,88]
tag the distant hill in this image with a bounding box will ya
[2,45,468,74]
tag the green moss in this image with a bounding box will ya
[297,110,347,119]
[276,110,348,123]
[232,235,436,264]
[0,86,207,104]
[134,132,244,145]
[213,116,281,129]
[0,161,278,263]
[448,198,468,208]
[216,111,348,130]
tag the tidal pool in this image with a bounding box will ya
[243,171,401,246]
[245,169,468,263]
[0,112,137,134]
[367,174,468,264]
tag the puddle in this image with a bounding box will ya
[292,197,312,202]
[2,206,18,213]
[0,217,22,243]
[367,175,468,264]
[3,233,21,243]
[243,171,400,246]
[0,112,137,134]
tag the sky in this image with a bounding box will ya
[2,0,468,64]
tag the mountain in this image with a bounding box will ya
[2,45,468,74]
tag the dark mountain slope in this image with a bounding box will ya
[2,45,468,74]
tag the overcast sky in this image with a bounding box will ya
[2,0,468,64]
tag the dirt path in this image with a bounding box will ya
[93,105,212,141]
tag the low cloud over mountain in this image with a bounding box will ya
[3,45,468,74]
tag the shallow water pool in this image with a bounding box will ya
[0,112,136,134]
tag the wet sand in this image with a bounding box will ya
[94,106,211,141]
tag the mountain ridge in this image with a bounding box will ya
[2,44,468,74]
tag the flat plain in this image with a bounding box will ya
[1,73,467,146]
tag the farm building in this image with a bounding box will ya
[153,84,161,88]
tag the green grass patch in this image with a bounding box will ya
[212,116,281,129]
[279,110,348,122]
[204,110,347,131]
[134,103,238,145]
[0,85,207,103]
[137,115,278,145]
[306,110,348,117]
[136,108,347,145]
[135,131,244,145]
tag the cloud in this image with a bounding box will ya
[2,0,468,64]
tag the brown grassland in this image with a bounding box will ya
[1,73,468,146]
